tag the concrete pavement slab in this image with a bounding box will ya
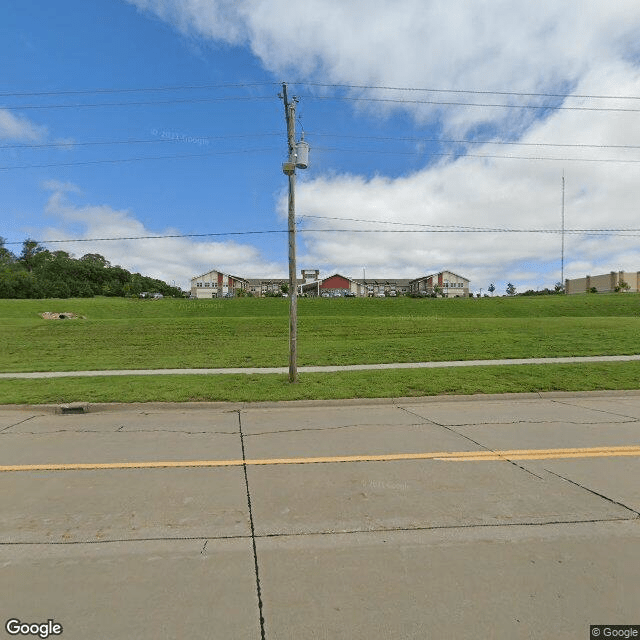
[246,458,631,536]
[1,468,250,543]
[239,404,421,436]
[0,539,261,640]
[452,421,640,454]
[242,421,479,460]
[256,520,640,640]
[525,457,640,514]
[0,410,44,433]
[550,396,640,420]
[0,430,242,466]
[2,409,240,434]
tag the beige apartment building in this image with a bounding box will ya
[191,268,470,298]
[409,270,470,298]
[190,269,247,298]
[564,271,640,295]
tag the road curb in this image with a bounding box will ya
[3,389,640,414]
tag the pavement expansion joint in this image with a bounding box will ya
[3,518,636,547]
[0,415,38,433]
[545,469,640,517]
[549,398,640,422]
[254,517,638,540]
[398,405,546,478]
[237,410,267,640]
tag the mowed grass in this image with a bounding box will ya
[1,294,639,403]
[1,295,639,372]
[2,362,640,405]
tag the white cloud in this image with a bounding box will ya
[0,109,47,141]
[291,58,640,291]
[125,0,640,290]
[40,183,285,289]
[126,0,640,134]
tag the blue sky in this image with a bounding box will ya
[2,0,640,292]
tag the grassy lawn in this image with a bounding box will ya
[1,294,639,403]
[1,362,640,405]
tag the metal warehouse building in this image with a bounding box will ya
[564,270,640,295]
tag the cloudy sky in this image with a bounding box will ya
[2,0,640,292]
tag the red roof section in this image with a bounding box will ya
[321,274,351,289]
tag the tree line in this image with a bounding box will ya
[0,238,184,299]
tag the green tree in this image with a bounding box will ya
[615,280,630,293]
[0,237,16,265]
[19,239,45,273]
[488,283,495,296]
[506,282,516,296]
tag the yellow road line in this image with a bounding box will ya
[1,445,640,472]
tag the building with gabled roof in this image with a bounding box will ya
[191,268,470,298]
[190,269,247,298]
[409,270,470,298]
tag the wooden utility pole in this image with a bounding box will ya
[281,83,298,383]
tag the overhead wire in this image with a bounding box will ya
[4,132,638,152]
[0,148,279,171]
[6,224,640,246]
[2,80,638,101]
[291,82,640,102]
[0,132,282,150]
[300,95,640,113]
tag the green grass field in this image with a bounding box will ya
[1,294,639,403]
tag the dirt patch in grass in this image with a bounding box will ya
[40,312,85,320]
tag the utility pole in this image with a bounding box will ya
[280,83,309,383]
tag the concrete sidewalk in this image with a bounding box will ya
[1,353,640,379]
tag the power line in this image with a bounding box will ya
[0,82,280,98]
[1,96,278,111]
[4,93,637,113]
[313,146,640,164]
[3,231,289,245]
[0,147,279,171]
[7,226,640,246]
[0,133,281,150]
[3,145,638,171]
[4,132,638,152]
[302,95,640,113]
[307,132,640,151]
[298,214,640,235]
[293,82,640,102]
[2,80,638,102]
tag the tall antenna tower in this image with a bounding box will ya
[561,171,565,290]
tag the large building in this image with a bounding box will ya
[190,269,247,298]
[191,268,470,298]
[409,270,470,298]
[565,271,640,295]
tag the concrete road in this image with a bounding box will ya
[1,392,639,639]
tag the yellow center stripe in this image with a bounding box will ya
[1,445,639,472]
